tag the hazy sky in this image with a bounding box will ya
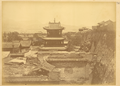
[2,2,116,33]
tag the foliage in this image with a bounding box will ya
[2,31,22,42]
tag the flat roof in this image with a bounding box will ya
[38,51,92,55]
[42,37,64,40]
[40,47,67,50]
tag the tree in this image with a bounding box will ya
[2,31,22,42]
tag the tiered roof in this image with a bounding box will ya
[43,19,64,30]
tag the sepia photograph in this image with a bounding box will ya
[1,1,117,85]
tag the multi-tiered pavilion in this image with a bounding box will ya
[40,19,68,51]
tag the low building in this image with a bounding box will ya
[20,40,31,53]
[92,20,115,32]
[79,27,90,33]
[2,42,20,53]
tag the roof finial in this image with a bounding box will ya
[54,18,55,23]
